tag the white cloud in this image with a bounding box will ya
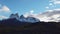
[0,4,11,20]
[51,14,60,19]
[51,0,60,4]
[35,9,60,22]
[0,16,8,20]
[30,10,34,14]
[24,12,29,18]
[45,6,49,9]
[38,16,51,22]
[23,9,60,22]
[49,3,53,6]
[0,5,10,12]
[54,8,60,11]
[2,6,10,12]
[46,10,53,12]
[54,1,60,4]
[21,8,60,22]
[24,10,37,18]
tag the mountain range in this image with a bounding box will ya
[9,13,40,23]
[0,9,60,34]
[1,8,60,22]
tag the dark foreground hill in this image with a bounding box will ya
[0,18,60,34]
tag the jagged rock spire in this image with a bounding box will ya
[20,15,25,19]
[15,13,19,18]
[10,13,19,18]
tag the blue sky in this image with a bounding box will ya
[0,0,60,19]
[0,0,49,14]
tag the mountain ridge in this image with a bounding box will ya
[9,13,40,23]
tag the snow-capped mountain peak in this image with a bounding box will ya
[19,15,40,23]
[9,13,40,23]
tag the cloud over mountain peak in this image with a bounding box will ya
[23,9,60,22]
